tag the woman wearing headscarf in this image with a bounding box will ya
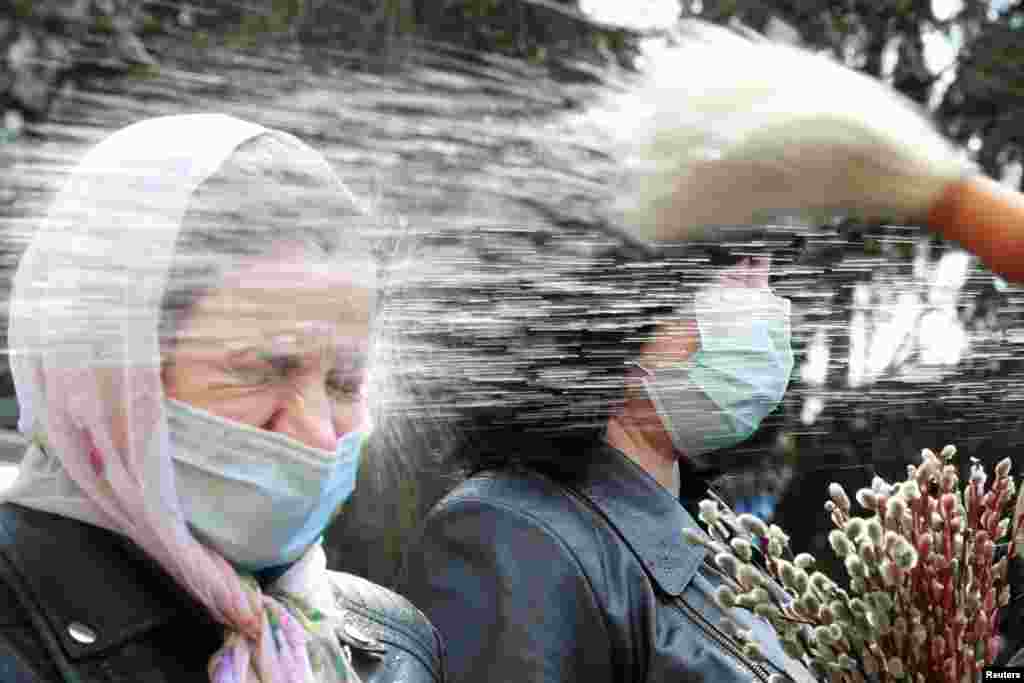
[0,114,444,683]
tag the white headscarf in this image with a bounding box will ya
[5,113,364,682]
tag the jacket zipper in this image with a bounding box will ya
[672,595,775,683]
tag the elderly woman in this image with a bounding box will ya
[0,114,444,683]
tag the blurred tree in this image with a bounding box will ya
[295,0,640,77]
[0,0,640,128]
[1,0,155,121]
[687,0,1024,183]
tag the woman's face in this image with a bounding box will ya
[162,251,374,451]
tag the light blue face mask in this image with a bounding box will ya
[642,286,794,469]
[166,398,366,572]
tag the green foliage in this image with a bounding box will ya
[228,13,277,48]
[139,13,164,37]
[12,0,32,20]
[147,0,631,72]
[383,0,417,36]
[214,0,307,48]
[269,0,305,31]
[894,241,915,261]
[126,63,160,80]
[191,30,211,49]
[93,14,115,35]
[462,0,501,19]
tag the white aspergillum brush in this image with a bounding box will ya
[592,20,1024,281]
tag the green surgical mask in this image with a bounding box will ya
[643,286,794,468]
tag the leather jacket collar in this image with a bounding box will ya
[560,442,710,597]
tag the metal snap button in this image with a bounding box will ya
[338,614,386,657]
[342,620,377,647]
[67,621,97,645]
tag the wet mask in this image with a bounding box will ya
[166,398,365,571]
[642,286,794,468]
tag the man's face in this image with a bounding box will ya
[621,257,778,460]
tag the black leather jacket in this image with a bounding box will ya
[0,503,445,683]
[400,442,814,683]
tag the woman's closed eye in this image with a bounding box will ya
[226,351,365,400]
[227,352,301,386]
[227,364,277,386]
[326,370,365,399]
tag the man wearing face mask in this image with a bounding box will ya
[401,254,815,683]
[609,256,792,498]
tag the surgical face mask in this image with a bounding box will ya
[166,398,365,572]
[642,286,794,469]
